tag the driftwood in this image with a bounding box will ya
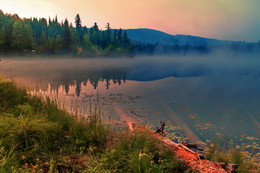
[133,124,238,173]
[182,142,204,151]
[130,110,145,117]
[220,163,239,173]
[155,121,166,134]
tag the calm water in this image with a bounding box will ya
[0,55,259,146]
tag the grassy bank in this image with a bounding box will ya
[205,142,259,172]
[0,79,190,172]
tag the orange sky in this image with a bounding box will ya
[1,0,260,41]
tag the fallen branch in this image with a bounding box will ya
[134,124,238,173]
[182,142,204,151]
[155,121,166,134]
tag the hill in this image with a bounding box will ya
[125,28,230,46]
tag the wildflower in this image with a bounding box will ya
[22,155,26,160]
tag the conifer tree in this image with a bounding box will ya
[117,28,123,44]
[62,19,72,51]
[105,23,111,45]
[75,14,83,45]
[75,14,81,28]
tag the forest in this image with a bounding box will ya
[1,10,260,57]
[0,10,134,57]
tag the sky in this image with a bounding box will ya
[1,0,260,42]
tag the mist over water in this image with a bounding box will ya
[0,53,259,145]
[1,52,260,82]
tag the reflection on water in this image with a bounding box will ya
[0,56,259,147]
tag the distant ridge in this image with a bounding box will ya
[125,28,231,46]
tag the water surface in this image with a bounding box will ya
[0,55,259,146]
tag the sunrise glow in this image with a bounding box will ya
[1,0,259,41]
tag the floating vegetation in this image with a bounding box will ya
[181,107,192,112]
[196,122,216,130]
[187,113,199,119]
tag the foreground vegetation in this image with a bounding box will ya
[0,79,259,172]
[205,142,259,173]
[0,79,191,172]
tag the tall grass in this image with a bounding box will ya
[0,115,61,151]
[6,79,259,172]
[0,143,16,172]
[0,79,28,113]
[0,79,110,171]
[205,143,259,172]
[86,130,190,172]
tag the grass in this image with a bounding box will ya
[0,79,109,172]
[0,79,191,172]
[84,130,190,172]
[205,142,259,172]
[1,78,258,172]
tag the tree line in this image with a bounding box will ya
[1,10,259,57]
[0,10,134,56]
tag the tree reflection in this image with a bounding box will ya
[57,69,129,96]
[75,81,82,97]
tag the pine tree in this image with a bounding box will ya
[112,30,118,46]
[123,31,130,47]
[75,14,83,45]
[92,22,99,32]
[39,31,47,51]
[105,23,111,45]
[75,14,81,28]
[89,22,100,45]
[117,28,123,44]
[62,19,72,51]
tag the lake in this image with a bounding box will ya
[0,55,259,147]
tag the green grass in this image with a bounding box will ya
[0,79,110,171]
[3,80,259,173]
[205,143,259,172]
[0,79,192,172]
[1,79,259,172]
[1,78,259,172]
[85,130,189,172]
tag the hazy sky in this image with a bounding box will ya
[1,0,260,42]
